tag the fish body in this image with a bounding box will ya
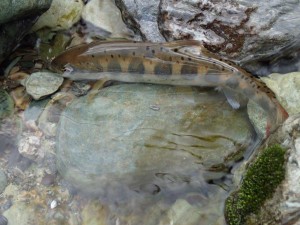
[50,40,289,135]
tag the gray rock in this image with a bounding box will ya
[0,0,52,64]
[0,169,7,193]
[82,0,133,38]
[56,84,257,208]
[115,0,165,41]
[25,72,64,100]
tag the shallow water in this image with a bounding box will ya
[0,80,262,224]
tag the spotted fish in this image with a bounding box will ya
[50,40,289,136]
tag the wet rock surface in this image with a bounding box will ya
[24,72,64,100]
[117,0,300,75]
[56,84,256,216]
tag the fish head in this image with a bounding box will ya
[50,43,91,74]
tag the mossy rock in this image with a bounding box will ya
[225,144,286,225]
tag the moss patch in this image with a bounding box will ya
[225,144,286,225]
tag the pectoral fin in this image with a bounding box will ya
[221,87,248,110]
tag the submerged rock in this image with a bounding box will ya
[24,72,64,100]
[56,84,257,215]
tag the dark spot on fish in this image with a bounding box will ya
[188,57,191,61]
[154,63,172,75]
[133,52,136,56]
[174,48,178,52]
[128,59,145,74]
[107,60,122,72]
[118,54,121,58]
[181,65,198,77]
[111,55,114,58]
[152,49,155,54]
[91,54,95,58]
[181,56,184,61]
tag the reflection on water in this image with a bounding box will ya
[0,83,262,224]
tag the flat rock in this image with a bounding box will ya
[56,83,257,212]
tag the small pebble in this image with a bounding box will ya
[50,200,58,209]
[41,173,56,186]
[149,104,160,111]
[0,215,8,225]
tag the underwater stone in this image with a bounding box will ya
[25,72,64,100]
[56,83,256,210]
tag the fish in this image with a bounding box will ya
[50,40,289,136]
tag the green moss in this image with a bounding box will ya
[225,144,286,225]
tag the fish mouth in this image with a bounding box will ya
[49,57,65,74]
